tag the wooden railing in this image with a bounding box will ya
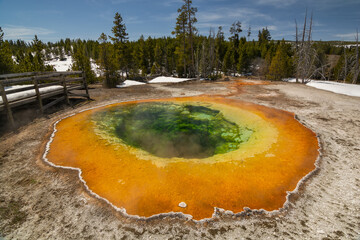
[0,71,90,129]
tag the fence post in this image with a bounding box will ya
[33,76,43,113]
[0,81,15,129]
[62,74,70,105]
[82,71,90,100]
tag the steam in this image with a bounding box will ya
[92,102,252,159]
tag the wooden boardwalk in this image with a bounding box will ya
[0,71,90,129]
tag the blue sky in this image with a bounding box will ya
[0,0,359,42]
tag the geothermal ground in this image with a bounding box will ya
[0,78,359,239]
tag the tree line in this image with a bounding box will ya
[0,0,359,85]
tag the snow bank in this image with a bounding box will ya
[4,85,32,91]
[116,80,146,88]
[90,60,101,77]
[334,44,358,48]
[282,78,308,83]
[306,81,360,97]
[283,78,360,97]
[1,85,63,104]
[148,76,191,83]
[46,56,73,72]
[45,56,101,77]
[117,76,192,87]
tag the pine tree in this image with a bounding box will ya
[64,38,72,55]
[184,0,197,77]
[206,28,216,78]
[153,42,163,74]
[72,40,96,84]
[258,27,271,46]
[199,38,207,77]
[110,12,129,79]
[12,35,53,72]
[215,26,225,76]
[173,0,197,77]
[165,37,177,75]
[229,21,242,46]
[247,26,251,41]
[223,45,234,75]
[173,4,188,77]
[131,35,148,78]
[229,21,242,74]
[150,62,160,75]
[0,27,15,74]
[237,45,249,74]
[44,46,52,61]
[98,33,118,87]
[267,40,292,81]
[59,46,65,60]
[110,13,128,44]
[32,35,46,71]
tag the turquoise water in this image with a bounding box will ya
[92,102,253,158]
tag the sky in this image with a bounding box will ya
[1,0,360,43]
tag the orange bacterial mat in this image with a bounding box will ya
[45,96,319,220]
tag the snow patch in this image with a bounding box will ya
[116,80,146,88]
[282,78,307,83]
[4,85,32,91]
[46,56,73,72]
[1,85,63,104]
[334,44,358,48]
[90,60,101,77]
[283,78,360,97]
[306,80,360,97]
[45,55,101,77]
[149,76,191,83]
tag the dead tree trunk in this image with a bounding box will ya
[308,12,313,43]
[208,28,215,78]
[295,19,299,83]
[301,9,307,46]
[187,0,195,78]
[344,45,347,82]
[182,21,187,77]
[295,10,319,84]
[352,29,359,84]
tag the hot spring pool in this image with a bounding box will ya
[44,96,319,220]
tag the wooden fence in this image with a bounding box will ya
[0,71,90,129]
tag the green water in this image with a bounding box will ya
[92,102,253,158]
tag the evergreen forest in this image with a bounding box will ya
[0,0,359,86]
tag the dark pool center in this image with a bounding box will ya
[92,102,253,158]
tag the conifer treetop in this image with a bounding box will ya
[110,12,128,44]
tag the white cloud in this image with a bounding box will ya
[126,16,143,24]
[255,0,297,7]
[163,0,183,7]
[335,33,358,40]
[266,25,278,31]
[110,0,131,3]
[194,7,273,35]
[99,12,113,21]
[196,7,272,24]
[196,12,224,22]
[226,8,272,21]
[154,12,178,22]
[3,25,54,41]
